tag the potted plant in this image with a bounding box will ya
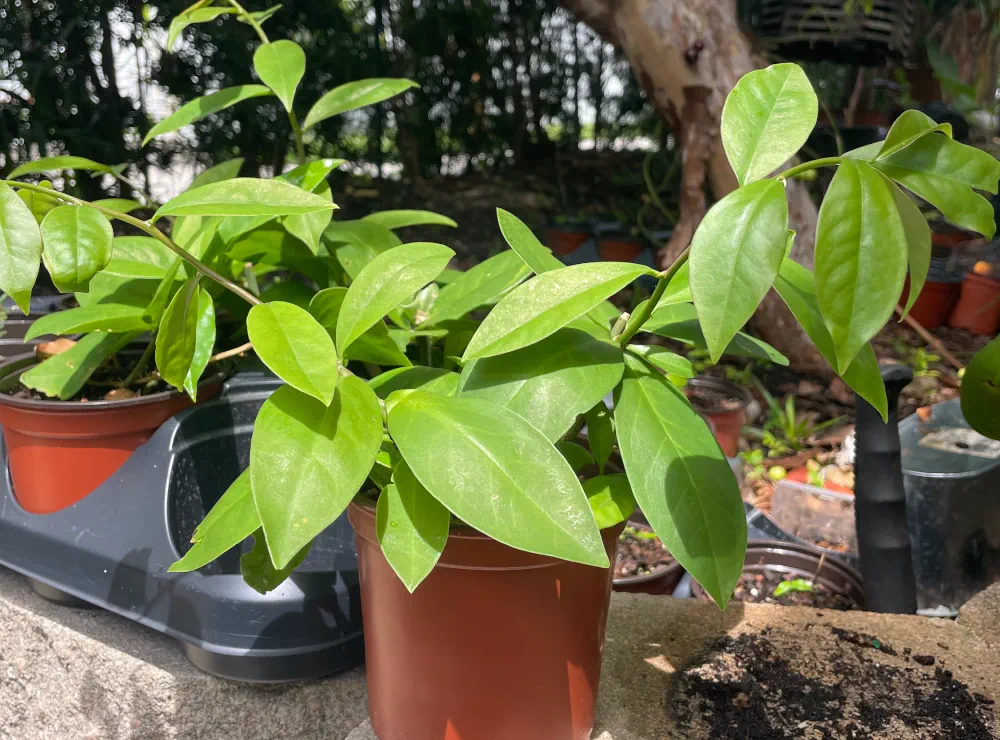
[597,223,648,262]
[949,260,1000,335]
[544,212,593,256]
[5,14,997,737]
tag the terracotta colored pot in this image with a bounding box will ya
[597,235,644,262]
[785,466,854,494]
[349,501,622,740]
[898,277,961,331]
[0,353,222,514]
[931,231,970,249]
[949,272,1000,336]
[685,377,751,458]
[545,226,590,256]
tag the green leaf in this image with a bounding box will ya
[189,158,246,190]
[815,159,907,374]
[426,250,530,325]
[253,41,306,112]
[167,7,236,52]
[961,337,1000,440]
[337,242,454,356]
[388,392,608,567]
[247,301,339,404]
[876,109,952,160]
[103,236,177,278]
[309,287,411,367]
[0,182,42,312]
[169,470,259,572]
[21,332,135,400]
[156,278,203,390]
[873,133,1000,238]
[626,345,695,378]
[240,529,311,595]
[658,260,692,307]
[642,303,789,365]
[690,179,789,361]
[585,403,614,475]
[25,304,150,340]
[585,474,636,530]
[324,219,403,279]
[363,210,457,230]
[367,366,460,399]
[154,179,335,221]
[283,180,334,254]
[773,259,887,420]
[303,78,419,131]
[280,158,345,191]
[615,355,746,607]
[182,288,216,400]
[376,461,450,592]
[143,260,184,323]
[92,198,144,214]
[890,180,932,320]
[8,156,112,179]
[240,5,283,25]
[556,440,594,472]
[250,378,382,568]
[496,207,564,275]
[16,180,60,224]
[458,328,624,441]
[143,86,272,146]
[721,63,818,186]
[40,205,113,293]
[464,262,653,361]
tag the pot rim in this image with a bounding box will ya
[613,519,679,586]
[0,350,226,412]
[685,375,752,414]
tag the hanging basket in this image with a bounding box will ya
[740,0,920,65]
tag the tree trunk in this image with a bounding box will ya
[563,0,829,376]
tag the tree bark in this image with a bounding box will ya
[562,0,830,376]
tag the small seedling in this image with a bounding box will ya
[773,578,815,598]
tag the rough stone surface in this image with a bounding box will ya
[3,566,1000,739]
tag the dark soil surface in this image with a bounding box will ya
[7,350,171,403]
[695,569,859,611]
[673,629,997,739]
[614,524,674,580]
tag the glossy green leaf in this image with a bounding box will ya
[585,474,636,530]
[0,182,42,312]
[8,156,112,179]
[169,470,259,572]
[156,278,203,389]
[253,41,305,112]
[25,304,150,340]
[556,440,594,472]
[241,529,311,594]
[303,78,419,130]
[464,262,653,361]
[496,207,564,275]
[388,391,608,567]
[247,301,338,404]
[21,331,135,400]
[367,366,460,399]
[774,259,887,420]
[721,63,818,186]
[167,7,235,52]
[815,159,907,374]
[240,5,283,25]
[585,403,614,475]
[143,86,272,146]
[658,260,692,307]
[182,288,216,400]
[251,378,382,568]
[143,260,184,322]
[324,219,402,279]
[154,179,335,221]
[376,461,450,592]
[40,205,113,292]
[890,179,932,320]
[690,179,789,361]
[873,133,1000,238]
[960,337,1000,440]
[363,210,457,230]
[16,180,60,224]
[642,303,789,365]
[458,328,624,441]
[426,250,530,325]
[626,345,695,378]
[281,158,344,191]
[615,355,746,606]
[189,158,246,190]
[103,236,176,278]
[283,180,333,254]
[876,109,952,160]
[309,287,411,367]
[92,198,144,214]
[337,242,454,356]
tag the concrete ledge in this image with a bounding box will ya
[2,566,998,739]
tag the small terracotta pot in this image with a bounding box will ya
[597,235,645,262]
[349,501,622,740]
[0,353,222,514]
[685,377,751,458]
[949,272,1000,336]
[899,276,961,331]
[545,226,590,256]
[785,466,854,494]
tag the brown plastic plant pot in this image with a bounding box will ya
[684,376,751,458]
[597,235,645,262]
[949,272,1000,336]
[898,276,961,331]
[545,226,591,256]
[0,352,223,514]
[349,500,623,740]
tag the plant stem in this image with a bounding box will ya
[227,0,269,43]
[288,111,307,163]
[777,157,842,181]
[123,333,157,387]
[616,247,690,347]
[211,341,254,362]
[112,172,158,208]
[1,180,262,308]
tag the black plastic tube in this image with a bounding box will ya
[854,364,918,614]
